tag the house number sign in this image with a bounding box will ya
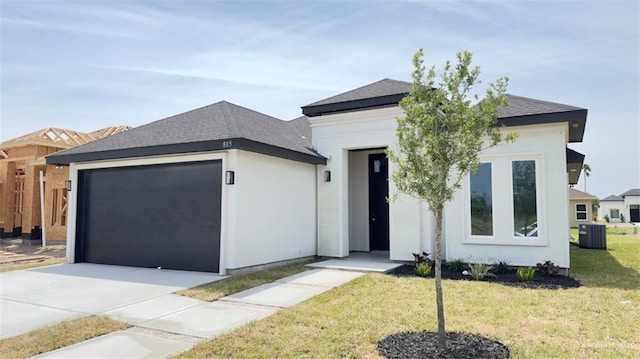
[223,141,233,148]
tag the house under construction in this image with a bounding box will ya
[0,126,129,243]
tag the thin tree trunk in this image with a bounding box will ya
[434,208,446,350]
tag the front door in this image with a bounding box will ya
[369,153,389,251]
[630,205,640,223]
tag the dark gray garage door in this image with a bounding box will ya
[75,160,222,272]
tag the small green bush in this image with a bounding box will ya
[412,251,432,265]
[494,260,511,274]
[467,262,496,281]
[415,262,432,277]
[516,267,536,282]
[447,259,465,272]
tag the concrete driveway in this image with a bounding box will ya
[0,263,222,340]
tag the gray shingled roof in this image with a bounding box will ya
[48,101,319,162]
[601,195,623,201]
[621,188,640,197]
[499,95,585,118]
[304,78,585,118]
[305,78,411,107]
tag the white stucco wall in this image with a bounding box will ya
[311,107,432,261]
[569,199,593,227]
[224,150,317,269]
[599,200,625,222]
[444,123,571,268]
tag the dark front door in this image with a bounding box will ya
[630,205,640,223]
[369,153,389,251]
[75,161,222,272]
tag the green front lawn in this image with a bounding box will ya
[178,259,317,301]
[178,233,640,358]
[0,316,129,359]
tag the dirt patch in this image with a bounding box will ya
[0,241,66,266]
[378,331,510,359]
[387,264,581,290]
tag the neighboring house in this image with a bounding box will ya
[0,126,129,242]
[599,189,640,223]
[622,189,640,223]
[599,195,624,222]
[47,79,588,274]
[568,188,597,227]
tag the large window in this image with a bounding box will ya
[610,208,620,219]
[575,204,588,221]
[512,160,537,237]
[470,163,493,235]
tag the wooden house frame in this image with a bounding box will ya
[0,126,129,243]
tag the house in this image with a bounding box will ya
[622,189,640,223]
[46,79,588,274]
[567,188,597,227]
[0,126,129,242]
[599,189,640,223]
[599,195,624,222]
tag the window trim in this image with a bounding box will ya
[575,203,588,221]
[464,153,547,246]
[610,208,620,219]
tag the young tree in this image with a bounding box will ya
[386,49,516,350]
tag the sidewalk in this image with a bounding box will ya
[31,267,387,358]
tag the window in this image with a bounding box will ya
[575,204,588,221]
[470,163,493,235]
[610,208,620,219]
[512,160,537,237]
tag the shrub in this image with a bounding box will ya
[447,258,465,272]
[516,267,536,282]
[536,260,559,276]
[412,251,432,266]
[604,214,610,223]
[467,262,496,281]
[415,261,432,277]
[494,260,511,274]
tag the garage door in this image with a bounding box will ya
[75,160,222,272]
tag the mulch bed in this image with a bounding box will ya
[378,331,510,359]
[387,264,581,290]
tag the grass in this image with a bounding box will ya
[0,316,130,359]
[0,258,66,273]
[177,233,640,358]
[178,259,317,301]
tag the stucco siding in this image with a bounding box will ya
[226,150,317,269]
[444,123,571,268]
[599,201,625,222]
[311,107,431,261]
[569,199,593,227]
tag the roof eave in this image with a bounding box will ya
[46,138,326,166]
[566,148,585,185]
[497,108,587,143]
[301,93,407,117]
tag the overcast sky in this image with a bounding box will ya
[1,0,638,198]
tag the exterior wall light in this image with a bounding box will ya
[66,180,72,192]
[324,170,331,182]
[225,171,235,185]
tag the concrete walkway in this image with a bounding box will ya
[29,267,382,358]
